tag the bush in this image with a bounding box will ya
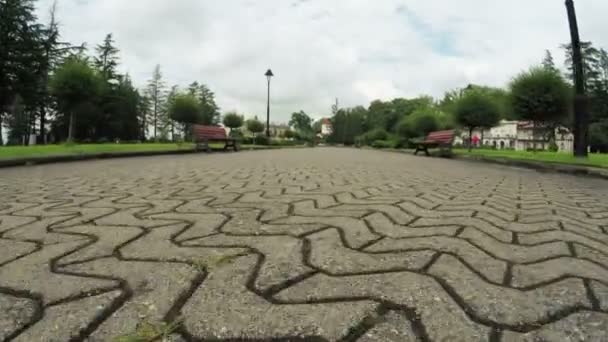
[359,128,389,146]
[388,135,408,149]
[371,140,392,149]
[254,135,269,146]
[548,141,559,152]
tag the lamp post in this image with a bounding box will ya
[565,0,589,157]
[265,69,274,138]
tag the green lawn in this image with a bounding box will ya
[454,148,608,169]
[0,143,197,160]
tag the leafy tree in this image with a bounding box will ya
[589,120,608,147]
[49,57,102,142]
[397,109,441,139]
[289,110,313,134]
[246,117,265,136]
[509,66,571,145]
[223,111,244,137]
[146,64,166,140]
[283,129,296,139]
[94,33,119,82]
[169,93,201,140]
[454,90,501,151]
[198,84,220,125]
[328,106,365,145]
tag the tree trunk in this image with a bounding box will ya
[468,128,474,152]
[0,115,3,146]
[68,112,74,143]
[39,104,46,144]
[171,121,175,141]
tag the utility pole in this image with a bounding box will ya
[565,0,589,157]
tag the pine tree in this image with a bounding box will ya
[94,33,120,82]
[0,0,43,144]
[138,94,150,141]
[542,50,558,72]
[198,84,220,125]
[562,41,601,90]
[145,64,166,140]
[36,0,83,144]
[163,85,179,140]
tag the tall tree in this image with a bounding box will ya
[289,111,313,134]
[542,50,558,72]
[94,33,120,82]
[198,84,219,125]
[0,0,42,144]
[328,106,366,145]
[164,85,179,140]
[35,0,83,144]
[137,94,150,141]
[49,57,102,142]
[146,64,165,140]
[562,41,601,89]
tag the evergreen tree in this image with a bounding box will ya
[562,41,601,90]
[0,0,43,144]
[198,84,220,125]
[146,64,165,140]
[542,50,558,72]
[36,0,84,143]
[163,85,179,140]
[94,33,120,82]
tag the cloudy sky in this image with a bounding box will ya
[35,0,608,123]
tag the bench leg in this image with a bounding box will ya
[414,147,420,156]
[424,148,430,157]
[203,139,211,153]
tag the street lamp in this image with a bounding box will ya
[265,69,274,138]
[565,0,589,157]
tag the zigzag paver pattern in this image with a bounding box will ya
[0,148,607,341]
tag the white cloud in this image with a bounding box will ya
[35,0,608,123]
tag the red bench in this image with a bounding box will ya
[193,125,239,152]
[414,130,455,156]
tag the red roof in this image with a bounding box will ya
[322,118,332,125]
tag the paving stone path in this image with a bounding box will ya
[1,148,607,341]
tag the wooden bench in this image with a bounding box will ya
[413,130,455,156]
[193,125,239,152]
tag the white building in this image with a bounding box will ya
[459,120,574,152]
[320,118,333,137]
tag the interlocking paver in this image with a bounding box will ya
[0,148,607,341]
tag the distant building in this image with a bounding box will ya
[457,120,574,152]
[269,124,290,138]
[320,118,333,137]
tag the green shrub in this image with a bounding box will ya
[254,135,270,146]
[548,141,559,152]
[371,140,392,149]
[359,128,389,146]
[387,135,407,149]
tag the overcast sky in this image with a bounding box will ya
[35,0,608,123]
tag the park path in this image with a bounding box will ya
[1,148,607,341]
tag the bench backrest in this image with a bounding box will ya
[193,125,228,141]
[426,130,455,144]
